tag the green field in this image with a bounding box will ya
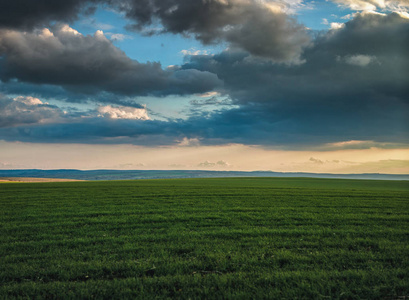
[1,178,408,299]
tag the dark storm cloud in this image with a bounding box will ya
[116,0,311,62]
[203,13,407,89]
[192,103,408,146]
[180,12,409,146]
[0,81,151,108]
[0,99,406,147]
[0,117,178,145]
[0,0,310,62]
[0,11,407,148]
[0,0,99,30]
[0,24,222,96]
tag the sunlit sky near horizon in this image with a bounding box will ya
[0,0,408,173]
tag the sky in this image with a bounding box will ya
[0,0,408,173]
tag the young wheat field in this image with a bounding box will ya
[1,178,408,299]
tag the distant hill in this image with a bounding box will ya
[0,169,408,181]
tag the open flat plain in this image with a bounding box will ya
[1,178,408,299]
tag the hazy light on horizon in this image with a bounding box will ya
[1,141,408,174]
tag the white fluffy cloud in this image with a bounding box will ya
[13,96,44,106]
[97,105,150,120]
[180,48,211,56]
[331,0,409,11]
[330,22,346,29]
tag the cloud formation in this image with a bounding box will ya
[179,12,409,146]
[331,0,409,11]
[0,0,97,30]
[97,105,150,120]
[114,0,311,62]
[0,0,310,63]
[0,6,407,150]
[0,24,222,96]
[0,95,63,128]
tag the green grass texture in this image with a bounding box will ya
[1,178,408,299]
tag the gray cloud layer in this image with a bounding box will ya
[0,4,407,148]
[0,24,221,96]
[0,0,310,63]
[116,0,310,62]
[184,12,408,104]
[0,0,97,30]
[179,12,409,145]
[0,95,62,128]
